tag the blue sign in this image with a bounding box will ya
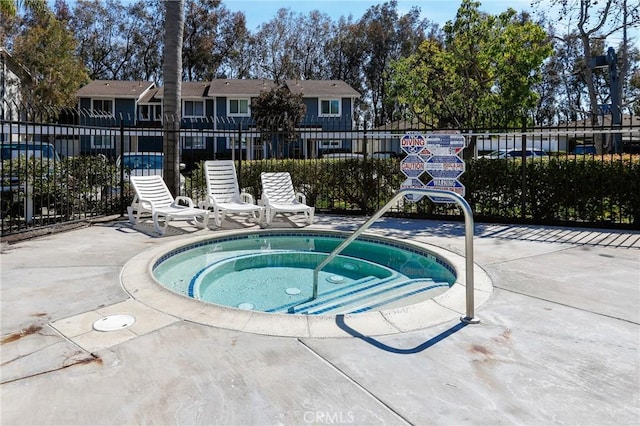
[400,133,426,155]
[425,134,466,147]
[425,179,465,204]
[400,178,426,202]
[399,132,467,203]
[400,155,426,178]
[424,155,465,179]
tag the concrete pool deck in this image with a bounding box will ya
[1,215,639,425]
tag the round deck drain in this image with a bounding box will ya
[238,302,254,310]
[327,275,345,283]
[93,314,135,332]
[285,287,301,295]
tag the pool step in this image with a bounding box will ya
[330,279,451,315]
[267,275,396,314]
[303,278,449,315]
[290,278,448,315]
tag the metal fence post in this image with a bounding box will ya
[120,118,125,216]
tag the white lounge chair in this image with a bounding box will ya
[198,160,264,227]
[127,175,209,235]
[260,171,314,225]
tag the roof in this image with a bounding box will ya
[76,80,155,98]
[181,81,211,98]
[285,80,360,98]
[209,79,277,96]
[0,47,33,84]
[138,88,161,104]
[76,79,361,100]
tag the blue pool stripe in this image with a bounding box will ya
[347,282,450,314]
[304,280,449,315]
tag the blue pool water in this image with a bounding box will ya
[152,231,456,315]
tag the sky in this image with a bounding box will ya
[222,0,634,47]
[223,0,543,30]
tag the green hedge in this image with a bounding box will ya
[184,157,639,226]
[7,155,635,228]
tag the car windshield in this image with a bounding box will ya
[122,154,163,170]
[486,150,505,158]
[1,145,57,161]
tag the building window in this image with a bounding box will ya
[139,104,162,121]
[91,135,114,149]
[319,140,342,149]
[183,100,204,118]
[91,99,113,116]
[319,99,340,117]
[228,99,250,116]
[226,136,248,150]
[181,135,205,149]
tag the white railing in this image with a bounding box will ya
[305,188,479,323]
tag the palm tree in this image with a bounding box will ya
[162,0,184,196]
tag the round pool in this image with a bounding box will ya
[121,229,493,337]
[152,232,456,315]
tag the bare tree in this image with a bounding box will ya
[535,0,639,122]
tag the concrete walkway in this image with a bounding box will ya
[1,215,638,425]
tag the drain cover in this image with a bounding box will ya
[327,275,345,283]
[238,302,255,310]
[285,287,301,295]
[93,314,136,332]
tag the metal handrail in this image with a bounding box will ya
[306,188,478,323]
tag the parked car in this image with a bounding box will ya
[371,151,399,159]
[1,142,61,164]
[321,152,364,160]
[480,149,548,159]
[0,142,60,191]
[571,145,596,155]
[1,142,61,219]
[115,152,185,191]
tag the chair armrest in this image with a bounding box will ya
[174,196,195,208]
[136,198,155,210]
[240,192,255,204]
[201,195,217,209]
[295,192,307,205]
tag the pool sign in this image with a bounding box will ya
[424,134,466,146]
[400,155,426,178]
[425,179,465,203]
[399,132,467,203]
[400,178,426,202]
[420,146,463,156]
[400,133,427,155]
[424,155,465,179]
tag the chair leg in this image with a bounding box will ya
[307,207,315,225]
[152,212,169,235]
[128,206,144,225]
[264,207,271,224]
[127,206,136,224]
[196,211,210,229]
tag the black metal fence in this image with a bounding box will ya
[2,108,639,236]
